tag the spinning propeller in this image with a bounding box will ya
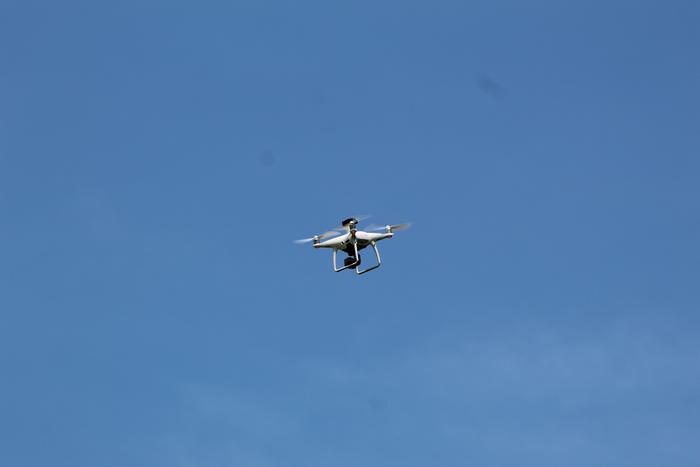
[338,214,371,230]
[366,222,412,233]
[293,230,340,244]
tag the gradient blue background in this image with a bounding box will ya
[1,1,699,466]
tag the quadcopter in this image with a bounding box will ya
[294,217,411,275]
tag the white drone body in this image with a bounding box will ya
[295,217,410,275]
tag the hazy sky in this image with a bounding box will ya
[1,1,699,466]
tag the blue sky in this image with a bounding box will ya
[1,1,699,466]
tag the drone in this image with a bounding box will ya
[294,217,411,275]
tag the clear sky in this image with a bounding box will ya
[1,1,699,466]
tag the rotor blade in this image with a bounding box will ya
[365,222,412,232]
[390,222,412,231]
[293,230,340,244]
[318,230,341,239]
[337,214,371,230]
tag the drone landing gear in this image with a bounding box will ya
[332,241,382,275]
